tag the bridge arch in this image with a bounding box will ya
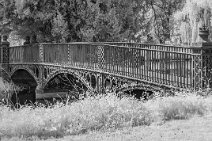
[10,69,38,106]
[43,70,94,99]
[116,84,159,100]
[10,66,39,83]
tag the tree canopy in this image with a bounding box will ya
[174,0,212,44]
[0,0,211,44]
[3,0,148,43]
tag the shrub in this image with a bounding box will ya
[156,93,207,120]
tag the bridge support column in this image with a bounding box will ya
[96,74,104,94]
[0,35,10,78]
[35,84,44,95]
[35,65,45,98]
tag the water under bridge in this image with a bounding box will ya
[0,36,212,104]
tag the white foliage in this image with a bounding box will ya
[174,0,212,44]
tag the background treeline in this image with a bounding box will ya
[0,0,195,43]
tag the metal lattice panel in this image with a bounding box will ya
[97,46,105,70]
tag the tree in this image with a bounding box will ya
[4,0,188,43]
[174,0,212,44]
[4,0,149,42]
[144,0,185,43]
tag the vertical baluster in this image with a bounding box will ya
[132,48,135,77]
[155,50,158,83]
[174,48,179,86]
[121,47,124,75]
[153,49,156,82]
[71,44,74,67]
[108,45,111,72]
[168,50,171,86]
[161,51,164,84]
[150,49,152,81]
[150,50,153,82]
[142,49,144,79]
[75,44,78,67]
[91,45,94,69]
[135,48,137,78]
[127,48,130,77]
[171,48,174,86]
[123,47,125,76]
[165,48,171,85]
[183,54,185,88]
[179,52,182,87]
[117,47,119,73]
[179,53,182,87]
[190,54,193,88]
[164,51,166,85]
[158,50,161,83]
[186,54,189,88]
[120,47,123,75]
[146,49,149,81]
[138,49,140,79]
[87,44,90,69]
[104,45,107,71]
[138,48,140,79]
[165,51,168,85]
[118,47,121,74]
[129,48,131,76]
[112,46,115,73]
[73,44,75,67]
[173,51,176,86]
[83,44,85,68]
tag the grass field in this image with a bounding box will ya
[0,90,212,141]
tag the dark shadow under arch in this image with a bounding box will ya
[90,75,97,89]
[44,73,88,100]
[11,69,37,106]
[122,89,154,100]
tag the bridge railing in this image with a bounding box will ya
[9,44,40,63]
[38,43,197,89]
[9,42,205,90]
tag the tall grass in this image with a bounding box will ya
[0,78,15,105]
[0,90,210,139]
[0,94,152,138]
[157,93,207,120]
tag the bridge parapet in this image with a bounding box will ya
[7,42,197,91]
[5,37,212,93]
[9,44,40,63]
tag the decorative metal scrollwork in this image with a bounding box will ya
[97,46,105,70]
[193,55,202,90]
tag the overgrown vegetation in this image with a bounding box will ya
[0,77,18,105]
[0,90,210,140]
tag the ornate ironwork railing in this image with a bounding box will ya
[9,44,40,63]
[9,42,206,90]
